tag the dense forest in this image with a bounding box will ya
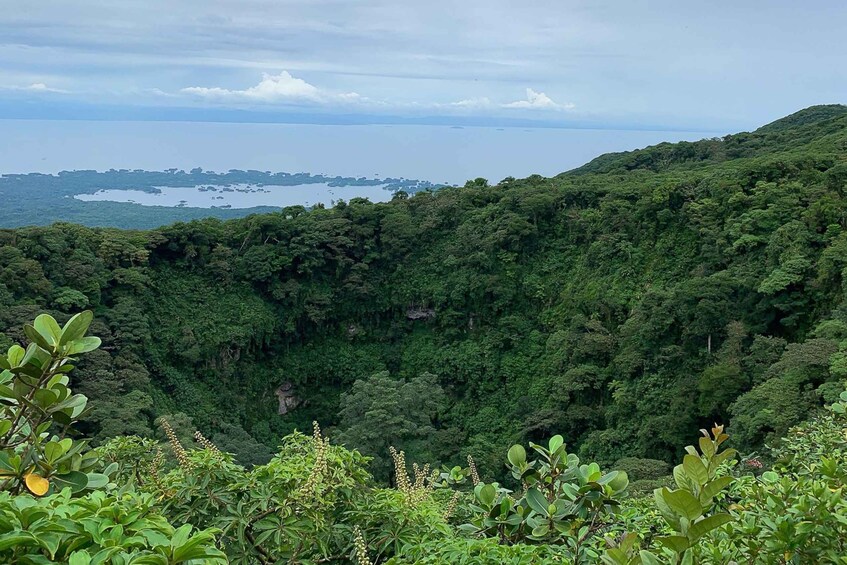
[1,105,847,562]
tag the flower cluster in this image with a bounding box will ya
[353,526,371,565]
[390,447,437,504]
[193,430,221,455]
[443,491,461,520]
[160,418,192,470]
[389,446,411,494]
[467,454,481,486]
[745,457,763,469]
[300,421,329,498]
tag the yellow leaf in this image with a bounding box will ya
[24,473,49,496]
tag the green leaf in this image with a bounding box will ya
[476,483,496,506]
[672,463,688,490]
[700,476,733,505]
[24,324,53,352]
[525,487,549,515]
[0,531,39,550]
[91,548,123,565]
[170,524,193,550]
[760,471,779,483]
[548,435,564,454]
[687,513,733,542]
[21,343,40,367]
[530,524,549,538]
[655,535,690,554]
[698,436,715,458]
[639,550,663,565]
[682,454,709,486]
[661,488,703,521]
[69,551,92,565]
[52,471,89,493]
[0,451,19,474]
[507,444,526,467]
[711,448,737,469]
[34,314,62,346]
[60,311,94,346]
[7,345,25,367]
[602,470,629,493]
[67,336,101,355]
[33,388,58,408]
[172,532,225,562]
[44,441,67,462]
[85,472,109,489]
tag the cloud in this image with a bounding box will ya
[435,89,574,113]
[178,72,574,117]
[181,71,361,105]
[502,88,574,111]
[2,82,69,94]
[445,97,494,110]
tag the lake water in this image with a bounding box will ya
[1,120,722,205]
[75,183,395,208]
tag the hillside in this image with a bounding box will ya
[1,105,846,476]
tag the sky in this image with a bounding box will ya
[1,0,845,131]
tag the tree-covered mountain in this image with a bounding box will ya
[1,104,846,476]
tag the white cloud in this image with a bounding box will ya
[435,89,574,114]
[443,97,493,110]
[2,82,69,93]
[177,72,574,116]
[502,88,574,111]
[181,71,361,105]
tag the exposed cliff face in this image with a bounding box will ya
[275,382,302,415]
[406,307,435,320]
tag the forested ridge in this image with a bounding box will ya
[1,105,847,563]
[3,105,847,472]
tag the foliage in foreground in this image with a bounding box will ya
[0,311,224,563]
[2,313,847,562]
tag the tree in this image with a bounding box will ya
[337,372,446,481]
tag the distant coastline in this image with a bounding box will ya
[0,168,448,230]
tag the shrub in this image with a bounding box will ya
[0,489,225,563]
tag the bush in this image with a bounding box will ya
[0,489,225,563]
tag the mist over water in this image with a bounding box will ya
[0,120,719,189]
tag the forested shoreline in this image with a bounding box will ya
[0,169,442,229]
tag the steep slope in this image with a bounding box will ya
[0,106,845,472]
[570,104,847,174]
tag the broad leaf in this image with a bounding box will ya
[525,487,549,515]
[507,444,526,467]
[687,513,733,542]
[661,488,703,521]
[682,454,709,486]
[655,535,690,554]
[53,470,89,493]
[60,311,94,346]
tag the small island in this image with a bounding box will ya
[0,168,450,229]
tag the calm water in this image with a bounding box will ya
[1,119,720,187]
[75,183,395,208]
